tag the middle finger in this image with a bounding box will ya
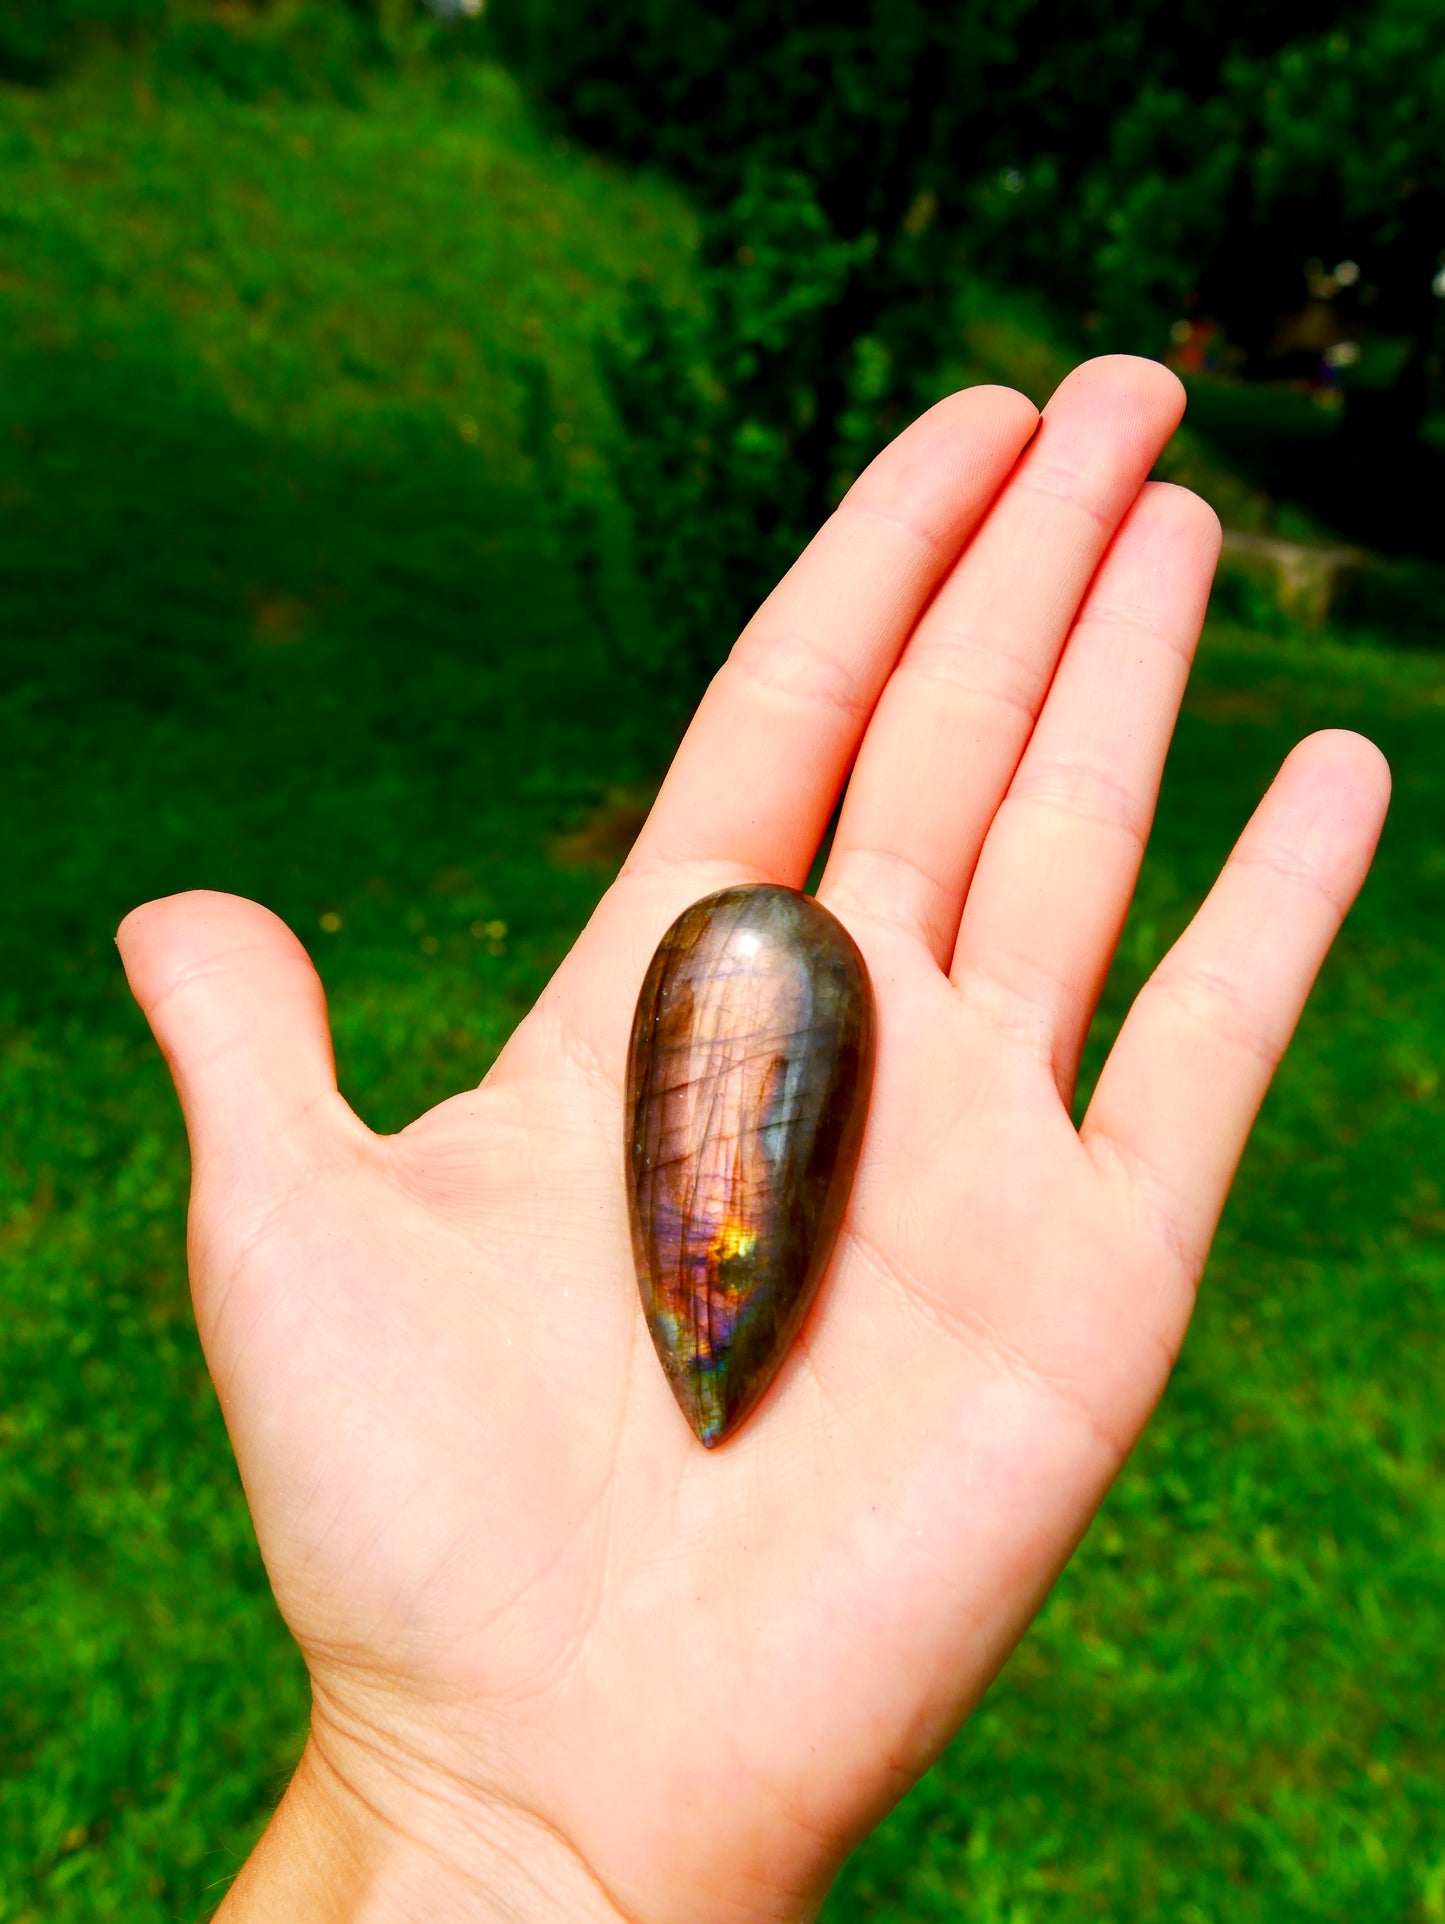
[819,355,1185,964]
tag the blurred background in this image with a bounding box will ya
[0,2,1442,1918]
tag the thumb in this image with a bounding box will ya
[117,890,349,1199]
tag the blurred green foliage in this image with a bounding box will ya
[492,0,1445,689]
[491,0,1444,362]
[11,3,1444,685]
[1092,0,1445,426]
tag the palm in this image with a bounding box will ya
[121,360,1387,1924]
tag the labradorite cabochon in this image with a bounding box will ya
[625,885,875,1448]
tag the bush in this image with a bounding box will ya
[541,165,937,712]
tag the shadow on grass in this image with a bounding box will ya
[0,287,653,1030]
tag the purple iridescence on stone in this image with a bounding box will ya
[625,885,875,1448]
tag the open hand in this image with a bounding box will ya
[118,357,1389,1924]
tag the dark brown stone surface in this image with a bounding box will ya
[626,885,875,1447]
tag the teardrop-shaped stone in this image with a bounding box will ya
[626,885,875,1448]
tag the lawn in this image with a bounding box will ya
[1,39,1442,1924]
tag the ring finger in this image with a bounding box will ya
[949,481,1222,1100]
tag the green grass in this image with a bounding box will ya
[2,41,1443,1924]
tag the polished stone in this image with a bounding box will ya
[626,885,875,1447]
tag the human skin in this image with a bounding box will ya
[117,357,1391,1923]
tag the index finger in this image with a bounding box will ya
[622,385,1040,886]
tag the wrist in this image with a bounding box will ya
[216,1721,629,1924]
